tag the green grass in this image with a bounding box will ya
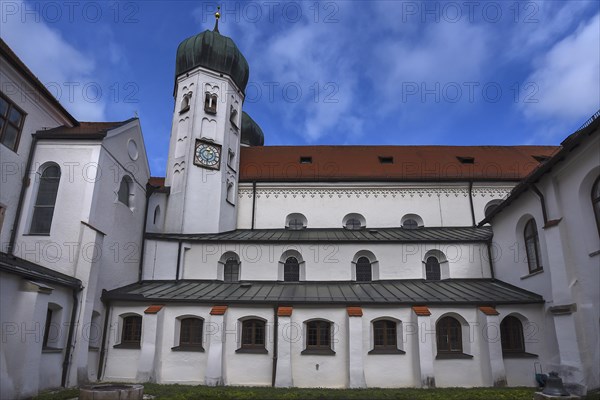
[34,384,600,400]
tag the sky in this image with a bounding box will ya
[1,0,599,176]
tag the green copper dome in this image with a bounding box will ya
[175,30,249,93]
[241,112,264,146]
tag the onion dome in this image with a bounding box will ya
[175,10,249,93]
[241,112,264,146]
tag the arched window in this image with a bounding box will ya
[240,319,266,351]
[286,213,307,230]
[121,315,142,346]
[204,93,217,114]
[179,318,203,348]
[402,219,419,229]
[355,257,372,282]
[153,205,160,225]
[284,257,300,282]
[436,316,462,354]
[373,320,396,349]
[230,106,239,128]
[425,256,441,280]
[118,176,133,207]
[180,92,191,113]
[224,257,240,282]
[593,176,600,237]
[524,219,542,273]
[345,218,362,230]
[500,316,525,354]
[30,164,61,234]
[303,320,333,354]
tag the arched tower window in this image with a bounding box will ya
[592,176,600,237]
[153,205,161,225]
[524,219,542,273]
[355,257,372,282]
[204,93,217,114]
[180,92,191,113]
[284,257,300,282]
[425,256,441,280]
[118,176,133,208]
[30,164,61,234]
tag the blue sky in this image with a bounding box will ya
[1,0,599,176]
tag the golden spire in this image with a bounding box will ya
[213,6,221,33]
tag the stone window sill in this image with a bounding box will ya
[301,348,336,356]
[172,345,205,352]
[23,233,50,237]
[235,347,268,354]
[502,351,538,358]
[368,348,406,355]
[436,352,473,360]
[589,249,600,258]
[520,269,543,280]
[42,347,63,353]
[113,343,141,349]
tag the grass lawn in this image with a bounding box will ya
[33,384,600,400]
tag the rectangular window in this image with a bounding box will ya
[42,309,53,348]
[0,92,26,152]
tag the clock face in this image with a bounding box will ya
[194,141,221,170]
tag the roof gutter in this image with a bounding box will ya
[251,181,257,230]
[271,305,278,387]
[8,134,37,255]
[138,183,154,282]
[468,181,476,227]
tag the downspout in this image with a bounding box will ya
[138,184,154,282]
[271,305,278,387]
[175,241,182,281]
[487,241,496,279]
[61,285,83,387]
[97,293,111,380]
[8,134,38,254]
[251,181,257,230]
[530,184,548,225]
[468,181,476,227]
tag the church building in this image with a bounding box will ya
[0,14,598,399]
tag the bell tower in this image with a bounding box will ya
[164,9,249,234]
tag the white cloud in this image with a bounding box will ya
[0,0,106,121]
[520,13,600,122]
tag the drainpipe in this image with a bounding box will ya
[271,305,278,387]
[251,181,257,230]
[97,293,111,380]
[8,134,38,254]
[175,241,182,281]
[61,285,83,387]
[486,241,496,279]
[530,184,548,225]
[138,184,154,282]
[468,181,476,227]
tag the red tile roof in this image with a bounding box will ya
[277,306,293,317]
[412,305,431,316]
[210,305,228,315]
[238,145,559,182]
[144,305,164,314]
[36,120,136,139]
[347,306,363,317]
[478,306,499,316]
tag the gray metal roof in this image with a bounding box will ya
[103,279,543,305]
[147,226,493,243]
[0,252,82,289]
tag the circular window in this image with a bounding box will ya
[127,139,139,161]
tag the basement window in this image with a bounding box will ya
[300,156,312,164]
[456,156,475,164]
[379,156,394,164]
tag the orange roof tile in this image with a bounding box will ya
[412,306,431,316]
[210,305,228,315]
[277,306,293,317]
[478,306,499,316]
[347,306,363,317]
[238,145,558,182]
[144,305,164,314]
